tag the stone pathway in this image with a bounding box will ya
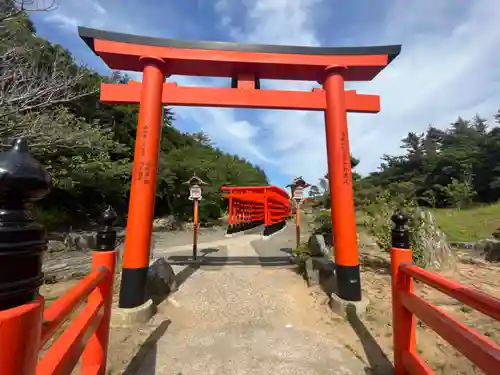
[115,227,369,375]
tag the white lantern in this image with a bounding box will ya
[293,186,304,202]
[189,184,202,200]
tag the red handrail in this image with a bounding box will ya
[400,263,500,321]
[0,248,117,375]
[37,294,105,375]
[391,247,500,375]
[41,268,107,347]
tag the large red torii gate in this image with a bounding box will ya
[77,26,401,309]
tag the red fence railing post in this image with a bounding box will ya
[0,138,51,375]
[81,207,118,374]
[228,196,233,227]
[390,212,416,375]
[264,189,269,227]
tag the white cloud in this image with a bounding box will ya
[346,0,500,173]
[171,75,274,165]
[46,13,79,30]
[92,2,106,15]
[45,0,107,31]
[214,0,500,181]
[212,0,332,183]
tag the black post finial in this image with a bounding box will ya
[96,206,117,251]
[391,212,409,249]
[0,138,52,310]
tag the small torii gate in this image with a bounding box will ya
[77,26,401,309]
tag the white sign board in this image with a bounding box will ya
[293,188,304,201]
[189,186,202,200]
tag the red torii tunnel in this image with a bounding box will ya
[222,186,291,237]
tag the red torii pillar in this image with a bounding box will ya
[78,26,401,305]
[322,66,359,300]
[117,58,166,308]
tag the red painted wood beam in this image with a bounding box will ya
[100,83,380,113]
[89,40,394,81]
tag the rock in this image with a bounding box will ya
[323,233,333,249]
[152,215,183,231]
[415,209,456,269]
[47,240,66,253]
[474,239,500,262]
[64,231,96,252]
[305,257,319,286]
[146,258,178,299]
[308,234,331,257]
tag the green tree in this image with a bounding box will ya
[440,177,476,210]
[309,185,320,199]
[0,6,270,229]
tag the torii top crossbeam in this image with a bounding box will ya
[79,27,400,81]
[78,27,400,112]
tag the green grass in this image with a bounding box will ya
[434,203,500,242]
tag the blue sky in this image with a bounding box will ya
[30,0,500,189]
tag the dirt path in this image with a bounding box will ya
[107,229,370,375]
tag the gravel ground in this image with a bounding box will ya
[109,228,368,375]
[151,227,228,249]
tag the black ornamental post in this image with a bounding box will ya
[0,138,52,311]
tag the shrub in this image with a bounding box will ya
[292,243,311,274]
[360,190,428,267]
[29,204,71,230]
[312,209,332,234]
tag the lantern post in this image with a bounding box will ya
[184,175,207,260]
[288,177,310,248]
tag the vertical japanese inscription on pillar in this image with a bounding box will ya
[340,131,350,185]
[136,122,151,184]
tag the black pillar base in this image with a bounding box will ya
[118,267,149,308]
[335,264,362,302]
[226,219,264,235]
[263,220,286,237]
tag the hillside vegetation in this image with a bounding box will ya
[0,2,267,230]
[357,113,500,209]
[308,112,500,247]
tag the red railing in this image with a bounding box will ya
[391,246,500,375]
[0,226,117,375]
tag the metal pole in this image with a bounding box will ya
[295,201,301,247]
[193,199,199,259]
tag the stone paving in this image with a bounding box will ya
[116,225,370,375]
